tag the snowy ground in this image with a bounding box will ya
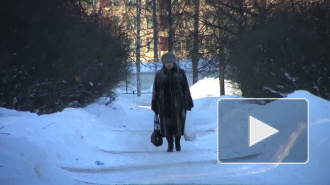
[0,78,330,185]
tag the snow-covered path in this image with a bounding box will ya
[59,95,221,184]
[62,92,329,185]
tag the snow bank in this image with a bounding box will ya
[190,77,241,99]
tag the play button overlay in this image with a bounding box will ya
[249,116,279,147]
[217,98,308,164]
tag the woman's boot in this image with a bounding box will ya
[175,136,181,151]
[166,136,174,152]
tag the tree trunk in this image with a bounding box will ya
[136,0,141,96]
[259,0,267,25]
[153,0,159,71]
[219,58,225,95]
[167,0,174,52]
[192,0,200,84]
[219,42,226,96]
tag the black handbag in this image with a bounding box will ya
[151,114,163,147]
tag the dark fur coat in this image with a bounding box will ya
[151,63,194,137]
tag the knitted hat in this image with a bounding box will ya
[161,52,176,64]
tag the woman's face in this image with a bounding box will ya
[165,62,174,69]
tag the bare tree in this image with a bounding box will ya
[167,0,174,52]
[136,0,142,96]
[196,0,278,95]
[191,0,200,84]
[152,0,159,70]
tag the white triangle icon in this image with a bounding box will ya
[249,116,279,147]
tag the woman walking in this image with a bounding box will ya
[151,52,194,152]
